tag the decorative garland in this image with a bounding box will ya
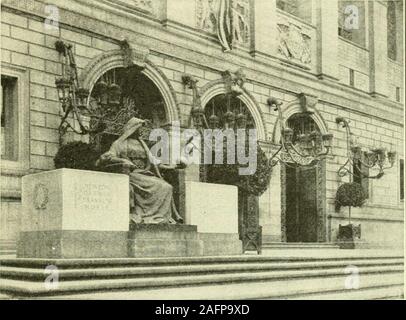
[335,182,367,212]
[206,141,273,196]
[54,141,101,171]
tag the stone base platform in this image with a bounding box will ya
[128,224,204,257]
[17,231,128,259]
[18,225,243,259]
[199,233,242,256]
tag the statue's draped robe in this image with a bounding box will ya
[99,137,176,224]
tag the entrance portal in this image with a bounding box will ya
[285,164,318,242]
[281,113,327,243]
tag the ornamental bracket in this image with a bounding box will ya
[221,68,246,97]
[298,92,318,114]
[119,38,149,70]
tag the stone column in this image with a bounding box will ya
[251,0,278,58]
[315,0,339,80]
[268,163,282,242]
[368,1,389,98]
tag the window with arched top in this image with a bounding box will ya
[88,67,167,153]
[276,0,312,23]
[286,113,319,143]
[338,0,366,47]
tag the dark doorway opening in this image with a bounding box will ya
[285,164,318,242]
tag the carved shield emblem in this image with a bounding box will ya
[286,24,305,59]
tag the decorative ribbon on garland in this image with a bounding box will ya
[217,0,233,52]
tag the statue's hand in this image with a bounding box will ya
[122,162,136,173]
[176,157,188,169]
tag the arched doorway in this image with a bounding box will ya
[200,93,264,252]
[282,113,327,243]
[88,67,167,153]
[201,93,256,183]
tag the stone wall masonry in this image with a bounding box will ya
[1,3,403,244]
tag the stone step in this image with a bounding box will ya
[0,258,403,281]
[291,285,405,300]
[3,269,403,300]
[263,242,340,249]
[1,252,403,268]
[0,263,402,297]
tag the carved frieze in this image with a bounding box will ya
[196,0,218,33]
[277,21,311,65]
[196,0,250,49]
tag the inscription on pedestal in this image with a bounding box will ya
[74,182,114,212]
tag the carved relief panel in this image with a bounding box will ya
[277,21,312,65]
[196,0,250,47]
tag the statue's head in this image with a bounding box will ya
[137,120,153,141]
[122,117,152,141]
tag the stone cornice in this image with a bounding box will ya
[1,1,404,127]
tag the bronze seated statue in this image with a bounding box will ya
[96,117,185,225]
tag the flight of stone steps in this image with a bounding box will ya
[0,251,403,299]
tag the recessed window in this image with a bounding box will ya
[276,0,312,23]
[396,87,401,102]
[400,159,404,201]
[1,75,19,161]
[387,0,397,60]
[349,69,355,87]
[338,1,366,47]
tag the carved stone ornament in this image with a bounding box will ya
[298,92,318,114]
[196,0,250,50]
[119,39,149,70]
[278,22,311,65]
[279,151,316,166]
[222,68,246,96]
[34,183,49,210]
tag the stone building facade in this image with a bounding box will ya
[0,0,404,248]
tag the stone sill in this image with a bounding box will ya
[338,37,369,52]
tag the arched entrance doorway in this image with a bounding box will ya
[282,113,327,243]
[201,93,256,183]
[88,67,168,153]
[199,93,264,253]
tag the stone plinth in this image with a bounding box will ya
[185,181,238,234]
[199,233,242,256]
[18,169,129,258]
[128,224,203,257]
[18,231,128,258]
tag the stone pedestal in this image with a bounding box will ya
[185,181,238,234]
[199,233,242,256]
[18,169,129,258]
[18,170,242,258]
[18,231,128,258]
